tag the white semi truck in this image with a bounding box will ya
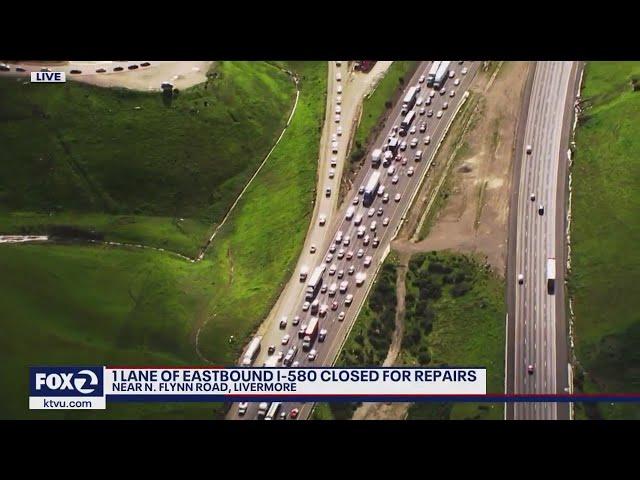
[547,258,556,295]
[241,335,262,366]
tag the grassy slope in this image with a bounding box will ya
[404,252,504,420]
[0,244,216,419]
[197,62,326,364]
[0,61,294,257]
[0,62,326,419]
[570,62,640,420]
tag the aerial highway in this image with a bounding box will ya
[229,60,478,420]
[506,61,581,420]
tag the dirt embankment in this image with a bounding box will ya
[394,62,530,275]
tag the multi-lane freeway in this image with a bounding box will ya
[228,60,478,420]
[506,61,581,420]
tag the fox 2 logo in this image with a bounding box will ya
[30,367,103,397]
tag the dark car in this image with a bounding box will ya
[128,64,139,70]
[527,364,535,375]
[15,66,26,72]
[538,205,544,216]
[96,68,107,73]
[70,69,82,74]
[140,62,151,67]
[114,66,124,72]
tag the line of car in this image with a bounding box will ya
[0,62,152,75]
[242,61,470,420]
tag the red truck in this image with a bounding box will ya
[302,316,319,351]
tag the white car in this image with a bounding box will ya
[310,245,316,253]
[359,185,365,194]
[449,90,455,97]
[336,72,342,81]
[357,248,365,258]
[454,78,460,86]
[364,256,372,267]
[346,250,354,260]
[370,221,377,231]
[331,133,338,142]
[368,207,376,217]
[329,169,335,179]
[357,226,366,237]
[448,70,455,78]
[409,125,417,134]
[343,235,351,246]
[442,102,449,110]
[401,156,408,165]
[392,174,399,184]
[325,253,334,263]
[400,141,407,151]
[382,192,389,203]
[329,244,336,253]
[387,165,395,176]
[407,166,414,177]
[378,185,385,196]
[345,294,354,306]
[238,402,249,415]
[335,105,342,114]
[419,123,427,133]
[427,109,434,117]
[337,248,345,259]
[424,136,431,145]
[415,150,423,161]
[337,125,343,135]
[394,193,401,202]
[410,138,419,148]
[330,156,337,167]
[335,114,341,123]
[329,264,337,275]
[303,301,310,311]
[440,89,447,96]
[331,140,339,153]
[437,111,443,119]
[354,214,363,225]
[526,145,532,154]
[308,349,317,361]
[348,265,355,275]
[336,96,342,105]
[363,235,370,245]
[281,334,290,345]
[518,274,524,285]
[319,214,326,226]
[353,196,359,205]
[335,231,343,243]
[383,217,390,226]
[429,90,436,98]
[337,84,343,93]
[416,96,423,106]
[461,67,468,75]
[338,311,346,321]
[419,106,426,115]
[419,75,425,83]
[530,193,536,201]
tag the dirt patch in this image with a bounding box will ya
[395,62,529,276]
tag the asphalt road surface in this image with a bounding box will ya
[228,61,478,420]
[506,61,579,420]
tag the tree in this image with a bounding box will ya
[451,282,472,297]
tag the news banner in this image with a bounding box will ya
[29,366,486,410]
